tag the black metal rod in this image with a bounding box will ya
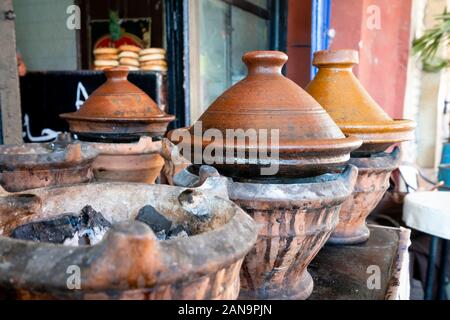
[425,236,439,300]
[164,0,189,128]
[438,239,449,300]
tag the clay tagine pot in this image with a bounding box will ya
[0,178,257,299]
[328,148,400,245]
[83,136,164,184]
[173,51,361,178]
[174,164,358,300]
[0,141,97,192]
[305,50,415,154]
[60,67,175,142]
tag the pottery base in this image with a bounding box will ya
[328,149,400,245]
[238,271,313,300]
[327,224,370,245]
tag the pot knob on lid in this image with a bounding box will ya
[243,50,288,75]
[312,49,359,67]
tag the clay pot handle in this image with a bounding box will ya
[83,221,162,289]
[198,165,220,186]
[161,137,191,185]
[0,188,42,235]
[65,143,83,162]
[243,51,288,76]
[339,164,359,188]
[389,146,401,162]
[104,67,129,81]
[194,169,229,200]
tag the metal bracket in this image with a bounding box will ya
[4,10,16,21]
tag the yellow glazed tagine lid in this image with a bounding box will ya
[305,49,415,154]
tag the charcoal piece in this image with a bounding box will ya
[10,205,113,246]
[80,205,112,229]
[167,224,191,239]
[135,205,172,233]
[10,214,80,244]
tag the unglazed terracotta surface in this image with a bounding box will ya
[306,50,415,154]
[0,179,257,300]
[173,51,361,178]
[84,137,164,184]
[174,164,358,300]
[60,67,174,141]
[328,149,400,245]
[0,142,97,192]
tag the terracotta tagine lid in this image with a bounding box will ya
[173,51,361,178]
[60,67,175,142]
[306,50,416,154]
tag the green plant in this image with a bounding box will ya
[412,9,450,72]
[109,10,122,42]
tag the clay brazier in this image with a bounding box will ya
[174,164,358,299]
[0,178,257,300]
[306,50,415,244]
[0,142,97,192]
[60,67,175,142]
[171,51,362,299]
[327,149,400,244]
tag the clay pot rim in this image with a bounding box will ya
[60,113,175,122]
[187,135,362,153]
[171,126,362,155]
[348,147,400,172]
[82,136,162,154]
[175,165,358,209]
[0,143,98,170]
[339,119,416,134]
[0,181,257,292]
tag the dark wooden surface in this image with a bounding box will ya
[309,225,400,300]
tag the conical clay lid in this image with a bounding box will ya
[306,50,415,154]
[178,51,361,178]
[61,67,175,142]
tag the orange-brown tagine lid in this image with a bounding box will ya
[175,51,361,178]
[306,49,415,154]
[60,67,175,142]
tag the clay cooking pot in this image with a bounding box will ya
[60,67,175,142]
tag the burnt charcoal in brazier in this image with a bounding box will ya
[135,205,172,233]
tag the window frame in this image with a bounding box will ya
[166,0,287,127]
